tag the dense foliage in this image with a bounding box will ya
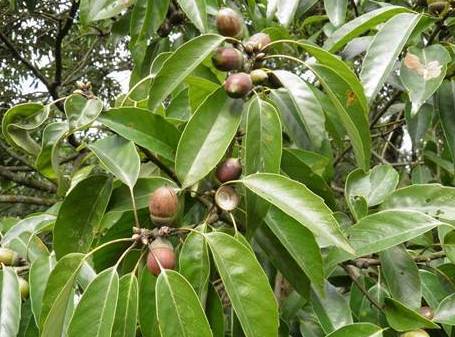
[3,1,455,337]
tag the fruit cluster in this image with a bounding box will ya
[0,247,29,299]
[213,8,275,98]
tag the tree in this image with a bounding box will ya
[1,0,455,336]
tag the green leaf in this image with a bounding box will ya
[326,209,447,268]
[130,0,169,43]
[244,97,282,235]
[18,299,39,337]
[380,245,421,310]
[2,213,55,245]
[148,34,224,112]
[179,224,210,304]
[280,148,335,208]
[40,253,85,336]
[308,63,370,171]
[156,269,213,337]
[406,103,432,149]
[4,232,49,263]
[381,184,455,221]
[29,255,56,325]
[276,0,299,27]
[384,297,439,331]
[176,0,206,32]
[80,0,132,23]
[242,173,353,253]
[436,80,455,164]
[205,232,279,337]
[420,269,455,309]
[360,13,420,102]
[272,70,327,151]
[345,165,399,216]
[68,267,119,337]
[89,135,140,190]
[112,273,138,337]
[255,225,311,298]
[311,281,353,333]
[0,268,21,337]
[64,94,103,131]
[434,293,455,325]
[401,44,451,116]
[138,269,159,337]
[175,88,243,188]
[109,177,176,212]
[324,6,411,52]
[265,206,323,291]
[53,175,112,258]
[324,0,347,27]
[325,323,383,337]
[98,107,180,162]
[1,102,48,155]
[206,284,224,337]
[35,121,68,179]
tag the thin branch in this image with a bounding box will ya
[426,9,452,46]
[0,166,57,192]
[141,147,181,186]
[0,165,32,172]
[0,195,57,206]
[349,251,447,269]
[0,140,34,169]
[350,0,359,17]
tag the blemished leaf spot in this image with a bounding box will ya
[404,52,442,80]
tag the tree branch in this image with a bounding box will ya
[0,166,57,193]
[0,195,57,206]
[141,147,182,186]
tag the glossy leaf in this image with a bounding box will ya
[179,224,210,304]
[176,0,206,32]
[205,232,279,337]
[0,268,21,337]
[148,34,224,112]
[265,206,324,291]
[381,184,455,221]
[130,0,169,43]
[434,293,455,325]
[29,254,56,325]
[242,173,353,253]
[244,97,282,235]
[324,6,410,52]
[324,0,347,27]
[99,107,180,162]
[175,88,243,188]
[156,269,213,337]
[380,245,421,310]
[89,135,140,190]
[112,273,138,337]
[138,269,159,337]
[53,175,112,258]
[1,102,48,155]
[40,253,84,335]
[384,297,439,331]
[360,13,420,102]
[206,284,224,337]
[2,213,55,245]
[80,0,132,23]
[276,0,299,27]
[311,281,353,333]
[64,94,103,131]
[401,44,451,116]
[67,267,119,337]
[436,80,455,164]
[325,323,383,337]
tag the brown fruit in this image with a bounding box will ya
[224,72,253,98]
[0,248,19,266]
[216,8,243,38]
[19,277,29,299]
[146,238,176,276]
[401,330,430,337]
[419,306,434,320]
[216,158,242,182]
[250,69,268,85]
[148,186,179,225]
[212,48,244,71]
[245,32,272,51]
[215,186,240,211]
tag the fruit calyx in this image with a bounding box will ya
[215,185,240,211]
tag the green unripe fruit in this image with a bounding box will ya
[19,277,29,299]
[212,48,244,71]
[146,238,176,276]
[250,69,268,85]
[224,72,253,98]
[216,8,244,39]
[148,186,179,225]
[245,33,272,51]
[0,248,19,266]
[401,330,430,337]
